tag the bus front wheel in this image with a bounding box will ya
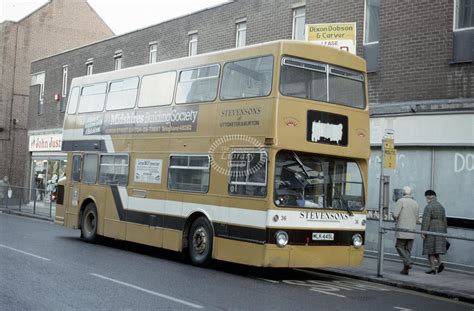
[188,217,213,267]
[81,203,98,242]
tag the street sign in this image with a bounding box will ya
[383,148,397,169]
[383,138,394,150]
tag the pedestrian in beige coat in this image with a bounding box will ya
[393,186,420,275]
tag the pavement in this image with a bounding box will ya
[0,200,55,221]
[2,207,473,304]
[324,254,474,304]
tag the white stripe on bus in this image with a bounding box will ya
[117,187,366,230]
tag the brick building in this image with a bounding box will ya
[29,0,474,266]
[0,0,114,187]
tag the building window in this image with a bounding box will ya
[236,21,247,47]
[86,63,93,75]
[292,6,305,40]
[114,51,122,70]
[31,72,45,115]
[114,57,122,70]
[61,66,68,97]
[188,34,198,56]
[456,0,474,29]
[149,43,157,63]
[364,0,380,44]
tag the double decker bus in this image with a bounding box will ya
[55,40,369,268]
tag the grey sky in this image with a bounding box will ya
[1,0,228,35]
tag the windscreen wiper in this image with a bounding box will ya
[292,152,310,178]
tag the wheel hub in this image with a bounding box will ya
[192,227,208,255]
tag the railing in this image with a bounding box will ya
[377,226,474,277]
[0,185,56,220]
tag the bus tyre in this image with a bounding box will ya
[81,203,98,242]
[188,217,213,267]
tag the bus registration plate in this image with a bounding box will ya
[312,233,334,241]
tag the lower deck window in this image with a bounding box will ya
[228,151,267,197]
[274,150,364,210]
[99,154,129,186]
[168,155,210,192]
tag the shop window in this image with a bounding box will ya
[228,151,267,197]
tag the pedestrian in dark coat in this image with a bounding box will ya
[421,190,447,274]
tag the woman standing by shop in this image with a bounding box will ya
[421,190,448,274]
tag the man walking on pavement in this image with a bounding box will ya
[393,186,420,275]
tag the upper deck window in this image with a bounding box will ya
[176,65,219,104]
[78,83,107,113]
[220,55,273,100]
[280,57,366,109]
[106,77,139,110]
[138,71,176,107]
[67,87,80,114]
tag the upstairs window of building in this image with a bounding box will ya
[149,43,158,63]
[61,66,68,97]
[364,0,380,44]
[114,51,123,70]
[456,0,474,29]
[236,21,247,47]
[86,59,93,75]
[189,33,198,56]
[31,72,45,115]
[292,6,305,40]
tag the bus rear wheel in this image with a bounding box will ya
[188,217,213,267]
[81,203,98,242]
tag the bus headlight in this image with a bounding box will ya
[275,231,289,248]
[352,234,363,248]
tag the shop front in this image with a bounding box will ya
[28,130,66,203]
